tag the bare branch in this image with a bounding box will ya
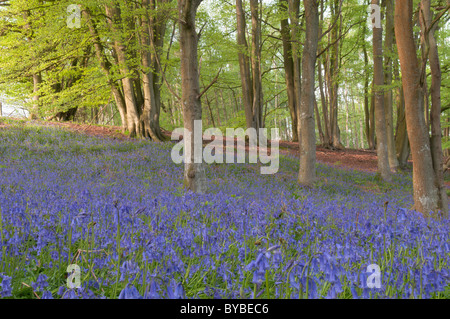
[197,67,222,100]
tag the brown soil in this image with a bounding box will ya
[0,118,439,180]
[278,140,381,173]
[36,120,131,141]
[30,120,389,173]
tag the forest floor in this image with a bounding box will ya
[0,118,414,174]
[11,118,398,174]
[0,117,449,300]
[33,119,450,188]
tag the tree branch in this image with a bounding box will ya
[197,67,222,100]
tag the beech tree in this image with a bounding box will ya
[279,0,298,142]
[235,0,263,133]
[250,0,263,132]
[383,0,399,171]
[179,0,206,193]
[419,0,449,217]
[328,0,343,149]
[288,0,302,144]
[371,0,391,182]
[298,0,318,186]
[394,59,410,167]
[139,0,172,141]
[0,0,170,139]
[395,0,448,218]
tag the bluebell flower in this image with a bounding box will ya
[119,260,140,281]
[351,285,359,299]
[144,280,159,299]
[166,280,185,299]
[41,290,53,299]
[0,275,12,297]
[62,289,79,299]
[31,274,49,291]
[118,284,142,299]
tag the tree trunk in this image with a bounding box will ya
[363,21,375,150]
[83,8,128,133]
[179,0,206,193]
[279,0,298,142]
[31,73,42,120]
[220,90,228,123]
[205,94,216,127]
[394,59,410,168]
[55,107,78,121]
[250,0,263,132]
[140,0,166,141]
[330,0,343,149]
[359,118,365,149]
[383,0,399,170]
[236,0,254,130]
[370,82,376,147]
[350,85,359,149]
[298,0,319,186]
[318,60,330,144]
[395,0,444,218]
[344,86,350,148]
[150,0,169,139]
[105,4,141,138]
[419,0,449,217]
[214,90,222,126]
[289,0,302,144]
[372,0,391,181]
[315,97,325,144]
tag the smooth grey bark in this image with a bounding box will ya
[298,0,319,186]
[419,0,449,217]
[83,9,128,133]
[317,0,330,144]
[372,0,391,182]
[236,0,254,130]
[250,0,263,132]
[140,0,167,141]
[288,0,302,143]
[279,0,298,142]
[315,97,325,144]
[179,0,206,193]
[31,73,41,120]
[394,59,410,168]
[105,4,141,138]
[383,0,399,170]
[329,0,343,149]
[318,60,330,144]
[362,20,374,149]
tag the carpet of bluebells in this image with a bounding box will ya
[0,121,449,299]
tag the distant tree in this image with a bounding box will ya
[235,0,254,131]
[279,0,298,142]
[250,0,263,132]
[383,0,399,171]
[235,0,263,133]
